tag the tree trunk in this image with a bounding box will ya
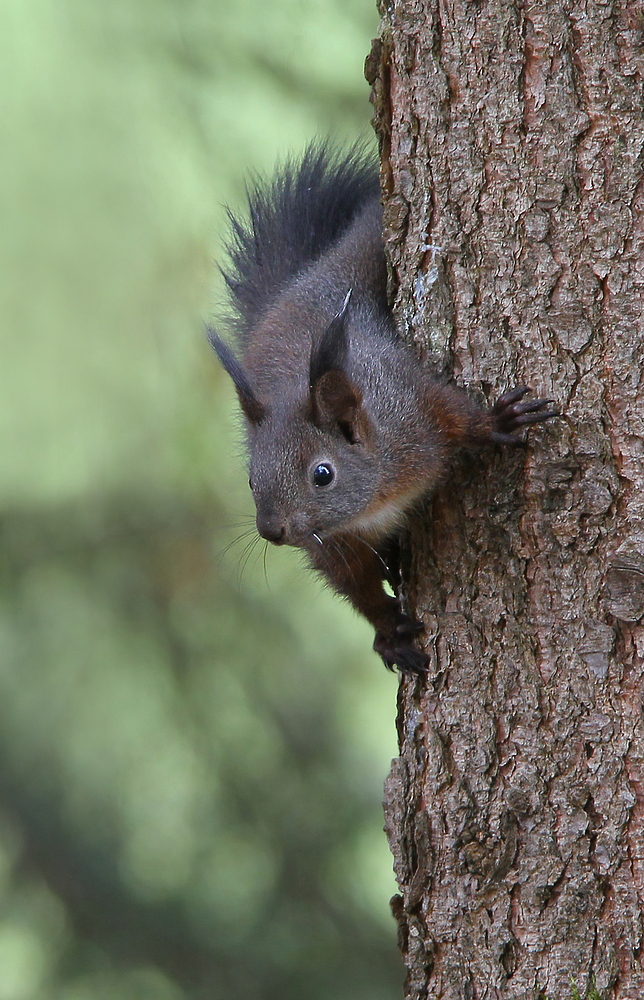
[367,1,644,997]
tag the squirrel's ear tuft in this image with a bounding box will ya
[312,370,373,446]
[309,289,352,387]
[206,326,266,425]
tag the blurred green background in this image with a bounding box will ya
[1,0,404,997]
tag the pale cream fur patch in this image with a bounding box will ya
[346,486,426,541]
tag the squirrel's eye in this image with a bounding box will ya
[312,463,335,487]
[248,477,253,491]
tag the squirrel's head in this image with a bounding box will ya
[208,293,387,547]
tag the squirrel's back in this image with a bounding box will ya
[223,143,379,341]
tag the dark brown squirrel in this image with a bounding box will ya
[207,145,557,674]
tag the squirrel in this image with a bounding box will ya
[207,144,557,674]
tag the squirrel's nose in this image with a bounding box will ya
[257,515,286,544]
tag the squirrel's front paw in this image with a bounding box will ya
[488,386,558,445]
[374,617,428,675]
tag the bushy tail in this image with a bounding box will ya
[222,142,379,340]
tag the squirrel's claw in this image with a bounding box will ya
[395,616,425,637]
[492,385,531,411]
[374,618,429,675]
[490,386,558,444]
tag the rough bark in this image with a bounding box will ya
[367,1,644,998]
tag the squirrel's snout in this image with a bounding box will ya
[256,514,286,545]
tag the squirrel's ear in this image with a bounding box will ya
[309,291,372,444]
[206,326,266,425]
[309,289,352,386]
[312,371,373,446]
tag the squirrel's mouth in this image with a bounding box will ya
[256,511,316,548]
[256,520,302,547]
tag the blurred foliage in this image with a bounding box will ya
[0,0,405,997]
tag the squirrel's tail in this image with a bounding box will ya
[222,142,379,339]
